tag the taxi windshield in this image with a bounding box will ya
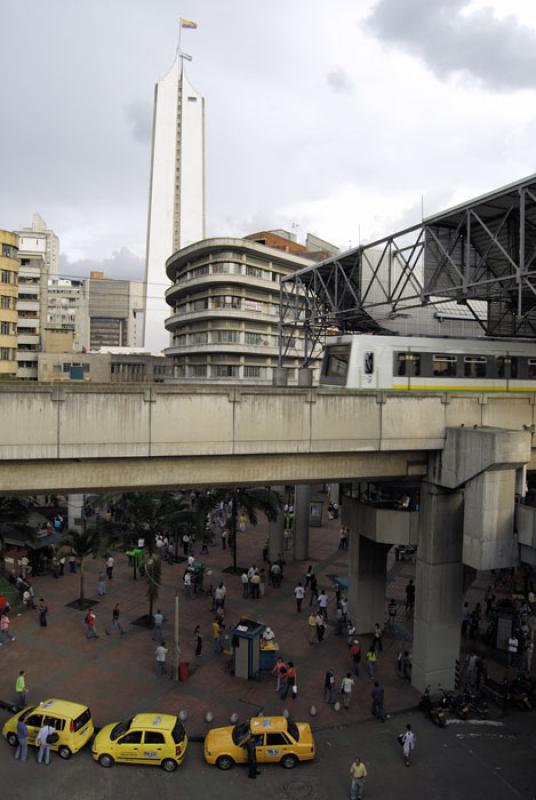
[110,719,133,741]
[287,720,299,741]
[231,722,250,746]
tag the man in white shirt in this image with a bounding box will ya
[36,723,56,764]
[340,673,355,709]
[318,590,329,620]
[155,641,168,676]
[294,582,305,613]
[152,609,164,642]
[106,556,114,580]
[214,582,226,609]
[241,572,249,598]
[401,724,415,766]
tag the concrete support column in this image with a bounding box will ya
[329,483,340,506]
[67,493,85,532]
[268,486,285,562]
[272,368,288,387]
[294,484,311,560]
[297,368,313,387]
[348,534,390,634]
[412,483,464,692]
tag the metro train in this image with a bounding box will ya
[319,334,536,392]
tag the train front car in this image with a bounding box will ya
[320,335,536,393]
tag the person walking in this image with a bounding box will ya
[280,662,297,700]
[241,572,249,598]
[212,619,222,654]
[350,756,368,800]
[387,599,397,631]
[245,734,260,779]
[405,579,415,616]
[97,573,106,597]
[309,573,318,605]
[371,681,386,722]
[315,612,326,643]
[85,608,99,639]
[373,623,383,652]
[106,604,126,636]
[36,722,56,765]
[69,554,77,574]
[0,612,15,643]
[194,625,203,657]
[105,555,114,580]
[15,716,29,761]
[58,556,65,577]
[38,599,48,628]
[340,673,355,709]
[508,633,519,667]
[294,582,305,612]
[15,670,28,710]
[366,645,377,679]
[272,657,288,692]
[400,724,416,766]
[347,621,357,648]
[155,641,168,676]
[318,590,328,620]
[214,582,226,610]
[304,565,314,589]
[152,609,164,642]
[350,640,361,676]
[308,612,317,645]
[324,669,335,704]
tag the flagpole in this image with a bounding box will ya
[178,19,182,56]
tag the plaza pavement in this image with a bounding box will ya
[0,491,514,737]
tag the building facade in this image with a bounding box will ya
[47,277,90,351]
[17,213,60,278]
[0,230,19,378]
[38,350,174,383]
[143,52,205,353]
[16,246,48,380]
[164,233,333,382]
[88,272,144,349]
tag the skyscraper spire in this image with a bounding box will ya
[143,42,205,353]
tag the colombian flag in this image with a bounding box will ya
[181,19,198,29]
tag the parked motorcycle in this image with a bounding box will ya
[440,687,470,720]
[419,686,447,728]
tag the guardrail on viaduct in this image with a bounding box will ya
[0,384,535,492]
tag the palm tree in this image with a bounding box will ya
[64,526,102,606]
[101,492,193,556]
[208,488,282,572]
[144,554,162,618]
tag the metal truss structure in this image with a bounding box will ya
[279,174,536,366]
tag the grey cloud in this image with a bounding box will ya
[367,0,536,91]
[326,68,354,95]
[124,101,153,144]
[60,247,144,280]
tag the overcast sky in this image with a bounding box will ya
[1,0,536,280]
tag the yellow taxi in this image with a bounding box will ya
[92,713,188,772]
[204,715,315,770]
[2,698,94,759]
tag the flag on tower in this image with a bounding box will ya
[180,19,198,29]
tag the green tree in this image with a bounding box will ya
[102,492,193,555]
[209,488,282,572]
[144,553,162,618]
[64,526,103,606]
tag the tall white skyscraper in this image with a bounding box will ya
[143,51,205,352]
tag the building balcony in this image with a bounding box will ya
[164,307,283,329]
[17,283,39,296]
[165,272,280,302]
[17,300,40,312]
[16,366,37,380]
[17,318,39,330]
[16,350,40,361]
[17,334,40,346]
[164,341,302,359]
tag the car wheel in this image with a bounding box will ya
[216,755,235,770]
[161,758,178,772]
[6,733,18,747]
[58,745,72,760]
[99,753,114,768]
[281,754,298,769]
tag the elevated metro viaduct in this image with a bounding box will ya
[2,382,536,691]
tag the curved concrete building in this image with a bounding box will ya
[164,236,320,382]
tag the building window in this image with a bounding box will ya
[245,332,263,345]
[1,321,14,335]
[212,295,241,309]
[244,366,262,378]
[190,365,207,377]
[246,266,270,281]
[191,332,208,345]
[1,270,12,283]
[2,244,15,258]
[212,262,240,274]
[0,295,12,310]
[191,298,209,311]
[243,299,265,312]
[213,365,240,377]
[213,330,240,343]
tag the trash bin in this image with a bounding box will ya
[179,661,189,682]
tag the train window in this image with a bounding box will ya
[464,356,487,378]
[395,353,420,377]
[528,359,536,379]
[396,353,407,376]
[496,356,518,379]
[364,352,374,375]
[324,346,350,379]
[432,354,457,377]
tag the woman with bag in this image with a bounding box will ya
[280,662,297,700]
